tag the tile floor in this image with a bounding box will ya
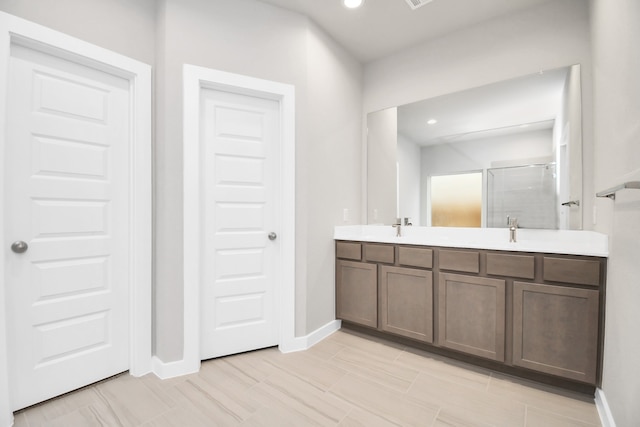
[13,329,602,426]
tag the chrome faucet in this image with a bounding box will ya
[509,217,518,243]
[392,218,402,237]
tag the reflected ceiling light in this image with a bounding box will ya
[343,0,364,9]
[427,118,438,125]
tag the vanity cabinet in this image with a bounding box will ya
[439,273,506,362]
[512,282,599,383]
[335,260,377,328]
[379,265,433,343]
[335,240,606,389]
[335,242,378,328]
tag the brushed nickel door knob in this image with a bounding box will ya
[11,241,28,254]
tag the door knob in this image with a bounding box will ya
[11,241,28,254]
[268,232,277,241]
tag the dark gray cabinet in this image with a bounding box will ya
[335,259,377,328]
[513,282,599,383]
[379,265,433,343]
[438,273,506,362]
[335,240,606,388]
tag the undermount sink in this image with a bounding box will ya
[334,225,609,257]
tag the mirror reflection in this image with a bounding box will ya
[367,64,583,230]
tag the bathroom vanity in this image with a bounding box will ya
[334,226,608,392]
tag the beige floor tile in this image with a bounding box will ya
[13,330,603,427]
[339,407,402,427]
[168,378,250,425]
[17,387,117,427]
[395,348,491,391]
[327,330,406,361]
[139,404,216,427]
[264,349,348,391]
[189,375,260,420]
[197,357,266,394]
[487,373,600,425]
[307,334,349,360]
[408,372,525,427]
[329,373,439,426]
[242,405,318,427]
[94,373,172,426]
[213,347,281,384]
[525,406,600,427]
[432,411,494,427]
[330,346,420,393]
[41,405,124,427]
[138,374,186,409]
[247,369,353,426]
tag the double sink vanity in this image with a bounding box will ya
[334,225,608,393]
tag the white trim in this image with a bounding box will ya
[151,356,196,380]
[182,64,296,376]
[0,12,152,424]
[281,320,342,353]
[595,388,617,427]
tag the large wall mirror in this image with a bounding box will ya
[367,64,583,230]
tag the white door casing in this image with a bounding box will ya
[0,12,151,423]
[183,65,296,375]
[200,89,279,359]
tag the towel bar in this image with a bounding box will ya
[596,181,640,200]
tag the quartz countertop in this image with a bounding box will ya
[334,225,609,257]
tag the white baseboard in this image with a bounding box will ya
[279,319,342,354]
[595,388,617,427]
[152,320,342,379]
[151,356,200,380]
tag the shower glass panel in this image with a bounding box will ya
[431,172,482,227]
[487,164,557,229]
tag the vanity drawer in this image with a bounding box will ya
[364,244,395,264]
[336,241,362,261]
[439,249,480,273]
[487,253,535,279]
[398,246,433,269]
[543,257,601,287]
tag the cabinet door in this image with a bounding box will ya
[513,282,599,384]
[379,266,433,343]
[336,260,377,328]
[439,273,506,361]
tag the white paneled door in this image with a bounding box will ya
[4,43,131,410]
[200,88,280,360]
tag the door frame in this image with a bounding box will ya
[0,12,152,424]
[182,64,296,375]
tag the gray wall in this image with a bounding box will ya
[367,108,397,225]
[0,0,156,65]
[397,133,421,225]
[590,0,640,425]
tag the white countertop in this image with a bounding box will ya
[334,225,609,257]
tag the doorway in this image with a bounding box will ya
[182,65,296,374]
[0,12,151,420]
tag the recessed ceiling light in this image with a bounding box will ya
[427,119,438,125]
[343,0,364,9]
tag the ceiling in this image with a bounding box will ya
[256,0,554,63]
